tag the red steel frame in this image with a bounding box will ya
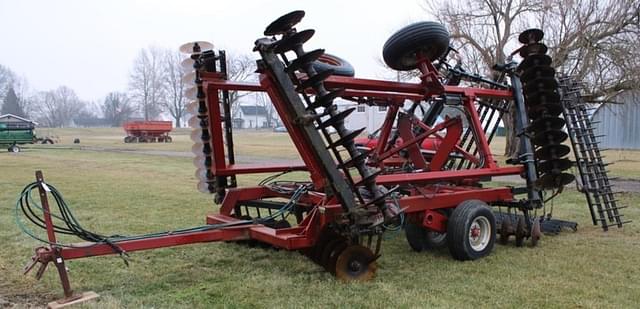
[29,62,525,302]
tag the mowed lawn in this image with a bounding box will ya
[0,128,639,308]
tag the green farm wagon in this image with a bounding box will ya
[0,114,53,152]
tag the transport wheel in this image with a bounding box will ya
[312,53,355,77]
[382,21,450,71]
[404,211,449,252]
[165,136,172,143]
[8,145,20,153]
[447,200,496,261]
[41,138,53,144]
[335,245,377,282]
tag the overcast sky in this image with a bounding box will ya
[0,0,430,103]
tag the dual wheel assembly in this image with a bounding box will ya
[405,200,496,260]
[383,22,498,260]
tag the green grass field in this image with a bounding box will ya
[1,129,638,308]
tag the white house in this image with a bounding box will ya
[233,105,270,129]
[334,99,390,133]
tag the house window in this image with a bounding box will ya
[378,106,388,112]
[357,105,365,113]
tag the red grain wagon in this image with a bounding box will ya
[123,120,173,143]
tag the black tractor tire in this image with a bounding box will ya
[404,209,451,252]
[43,138,54,144]
[405,221,448,252]
[8,145,20,153]
[383,21,450,71]
[447,200,496,261]
[312,53,355,77]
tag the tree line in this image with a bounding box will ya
[0,47,256,128]
[4,1,636,127]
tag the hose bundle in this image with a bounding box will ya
[15,181,308,257]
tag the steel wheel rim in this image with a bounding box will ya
[427,231,446,243]
[469,216,491,251]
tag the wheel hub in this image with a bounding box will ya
[348,260,362,273]
[468,216,491,251]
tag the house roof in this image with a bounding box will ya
[240,105,268,116]
[0,113,38,125]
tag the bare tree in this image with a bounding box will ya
[162,50,187,127]
[34,86,85,127]
[102,92,134,126]
[254,92,277,128]
[425,0,543,75]
[424,0,639,157]
[0,65,33,116]
[225,53,257,118]
[0,64,16,101]
[425,0,639,98]
[537,0,640,101]
[129,47,166,120]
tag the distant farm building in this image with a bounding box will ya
[233,105,270,129]
[592,91,640,150]
[0,113,37,129]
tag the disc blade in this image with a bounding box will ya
[181,58,195,70]
[188,115,203,128]
[527,103,563,118]
[190,129,203,143]
[335,245,377,282]
[529,116,565,133]
[182,71,197,84]
[518,28,544,44]
[532,130,568,146]
[536,172,575,189]
[192,141,204,155]
[519,42,548,58]
[193,155,205,169]
[180,41,214,54]
[197,180,213,193]
[525,90,560,106]
[524,78,559,94]
[186,100,199,114]
[521,65,555,82]
[517,54,552,71]
[185,87,198,100]
[538,158,573,173]
[264,10,306,36]
[195,167,215,181]
[535,144,571,160]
